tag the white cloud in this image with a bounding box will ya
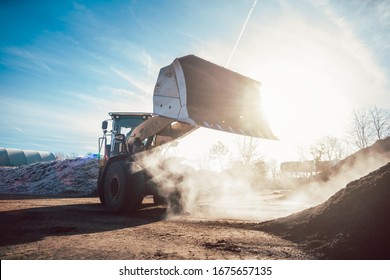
[72,93,107,107]
[111,66,153,95]
[321,1,388,91]
[98,86,136,98]
[376,1,390,26]
[2,47,53,73]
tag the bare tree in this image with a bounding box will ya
[266,158,279,180]
[323,136,338,160]
[349,107,390,150]
[210,141,228,157]
[310,141,325,161]
[312,136,346,161]
[235,136,262,166]
[209,141,229,170]
[369,106,390,140]
[349,108,373,149]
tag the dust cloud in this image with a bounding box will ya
[286,137,390,205]
[143,138,390,222]
[143,154,286,221]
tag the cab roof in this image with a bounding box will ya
[108,112,154,117]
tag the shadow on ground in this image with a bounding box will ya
[0,196,166,247]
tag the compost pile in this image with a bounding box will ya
[0,157,98,196]
[259,161,390,259]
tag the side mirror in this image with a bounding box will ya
[102,120,108,130]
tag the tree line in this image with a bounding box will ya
[207,106,390,180]
[349,106,390,149]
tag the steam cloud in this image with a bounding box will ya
[143,139,390,222]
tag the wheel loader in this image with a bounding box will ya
[97,55,276,213]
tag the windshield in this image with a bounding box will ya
[113,116,147,137]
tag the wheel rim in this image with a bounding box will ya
[110,177,120,198]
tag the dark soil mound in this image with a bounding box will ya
[259,162,390,259]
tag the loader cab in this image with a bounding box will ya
[98,112,153,165]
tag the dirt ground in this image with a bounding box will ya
[0,194,313,260]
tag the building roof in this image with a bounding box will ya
[0,148,55,166]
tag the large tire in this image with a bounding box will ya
[102,160,145,213]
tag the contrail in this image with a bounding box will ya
[225,0,258,67]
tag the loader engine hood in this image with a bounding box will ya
[153,55,277,140]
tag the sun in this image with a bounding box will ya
[251,58,349,147]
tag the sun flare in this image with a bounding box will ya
[258,59,350,146]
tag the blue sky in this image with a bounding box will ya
[1,0,390,161]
